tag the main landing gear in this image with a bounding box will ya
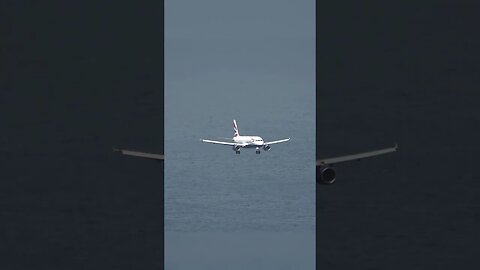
[235,151,240,154]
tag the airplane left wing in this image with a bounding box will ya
[264,138,290,145]
[316,144,398,166]
[201,139,238,146]
[113,148,164,160]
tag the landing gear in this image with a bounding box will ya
[256,147,260,154]
[235,151,240,154]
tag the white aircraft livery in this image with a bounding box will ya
[201,120,290,154]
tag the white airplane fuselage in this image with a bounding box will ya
[201,120,289,154]
[233,135,264,148]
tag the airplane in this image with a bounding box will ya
[201,120,290,154]
[113,120,397,184]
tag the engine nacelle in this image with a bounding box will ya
[232,145,241,151]
[317,165,336,184]
[263,145,271,151]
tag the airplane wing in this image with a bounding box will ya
[113,148,164,160]
[201,139,238,146]
[264,138,290,145]
[316,144,398,166]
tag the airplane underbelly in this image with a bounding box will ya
[243,143,263,148]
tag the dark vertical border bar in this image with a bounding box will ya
[3,1,164,269]
[315,0,320,268]
[316,1,480,269]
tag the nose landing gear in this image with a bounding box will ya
[256,147,261,154]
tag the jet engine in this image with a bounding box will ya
[232,145,241,151]
[263,145,271,151]
[317,165,336,184]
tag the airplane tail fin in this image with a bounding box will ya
[233,119,239,137]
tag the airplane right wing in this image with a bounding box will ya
[316,144,398,166]
[264,138,290,145]
[201,139,238,146]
